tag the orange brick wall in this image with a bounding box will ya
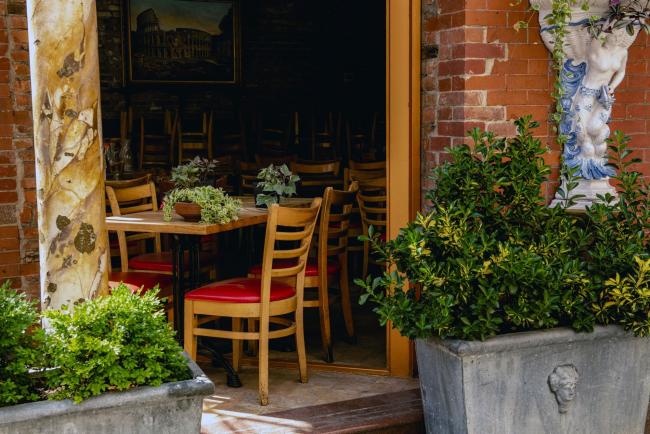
[0,0,39,299]
[421,0,650,202]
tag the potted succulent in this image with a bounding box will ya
[358,118,650,434]
[255,164,300,208]
[0,282,214,434]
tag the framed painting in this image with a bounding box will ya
[125,0,239,84]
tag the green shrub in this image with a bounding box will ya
[0,281,44,407]
[358,117,650,341]
[44,284,191,403]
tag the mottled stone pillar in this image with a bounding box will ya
[26,0,108,310]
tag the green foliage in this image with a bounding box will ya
[43,285,191,403]
[358,118,650,341]
[162,186,242,224]
[0,282,44,407]
[171,157,220,189]
[587,1,650,38]
[255,164,300,207]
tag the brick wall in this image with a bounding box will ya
[0,0,38,298]
[421,0,650,202]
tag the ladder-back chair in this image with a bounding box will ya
[184,199,322,405]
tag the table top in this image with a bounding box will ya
[105,197,314,236]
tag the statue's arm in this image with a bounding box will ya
[608,53,628,93]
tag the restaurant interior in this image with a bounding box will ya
[99,0,388,389]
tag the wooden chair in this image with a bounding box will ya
[254,153,297,168]
[178,110,214,162]
[349,160,386,172]
[106,175,152,260]
[310,112,341,161]
[343,167,385,258]
[239,161,261,195]
[249,183,358,362]
[357,177,387,278]
[106,181,168,274]
[256,112,292,156]
[290,161,342,195]
[184,199,322,405]
[106,181,215,277]
[214,111,247,159]
[139,110,177,169]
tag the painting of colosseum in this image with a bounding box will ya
[127,0,238,83]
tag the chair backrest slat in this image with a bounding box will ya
[318,183,358,263]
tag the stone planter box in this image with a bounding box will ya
[416,326,650,434]
[0,356,214,434]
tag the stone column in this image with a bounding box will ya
[26,0,108,310]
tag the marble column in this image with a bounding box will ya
[26,0,109,310]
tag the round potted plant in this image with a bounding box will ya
[255,164,300,208]
[166,157,239,223]
[358,117,650,434]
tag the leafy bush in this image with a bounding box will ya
[0,281,43,407]
[44,285,191,403]
[358,117,650,341]
[162,186,242,224]
[256,164,300,207]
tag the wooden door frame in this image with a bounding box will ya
[386,0,421,377]
[73,0,421,378]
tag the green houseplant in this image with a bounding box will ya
[255,164,300,208]
[162,186,241,224]
[171,156,220,189]
[358,117,650,433]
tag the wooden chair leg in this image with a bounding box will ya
[232,317,242,372]
[258,317,270,406]
[183,300,197,360]
[317,276,334,363]
[247,318,258,356]
[339,255,356,341]
[295,307,308,383]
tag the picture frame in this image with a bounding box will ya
[125,0,240,84]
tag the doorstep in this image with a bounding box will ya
[201,389,424,434]
[200,365,422,433]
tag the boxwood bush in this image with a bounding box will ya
[0,283,191,407]
[0,281,43,407]
[358,117,650,341]
[44,285,191,403]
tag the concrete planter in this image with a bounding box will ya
[416,326,650,434]
[0,356,214,434]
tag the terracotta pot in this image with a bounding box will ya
[174,202,202,222]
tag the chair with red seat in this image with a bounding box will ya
[248,183,358,363]
[184,199,322,406]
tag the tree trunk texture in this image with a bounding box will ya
[26,0,108,310]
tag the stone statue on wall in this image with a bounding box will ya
[532,0,642,208]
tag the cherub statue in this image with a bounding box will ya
[532,0,643,206]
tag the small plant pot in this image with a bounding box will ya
[174,202,202,222]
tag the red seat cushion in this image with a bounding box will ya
[109,271,173,298]
[128,251,214,273]
[185,278,295,303]
[248,258,339,277]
